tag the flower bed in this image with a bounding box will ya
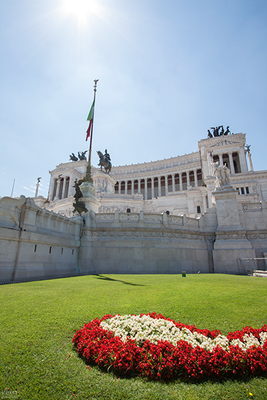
[72,312,267,380]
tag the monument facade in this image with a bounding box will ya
[1,132,267,282]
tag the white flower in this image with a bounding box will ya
[100,315,267,353]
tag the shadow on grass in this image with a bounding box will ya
[93,274,146,286]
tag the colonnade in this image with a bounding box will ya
[115,169,202,200]
[52,176,70,200]
[211,151,245,174]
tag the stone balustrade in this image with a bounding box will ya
[94,211,199,229]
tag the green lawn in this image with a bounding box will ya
[0,274,267,400]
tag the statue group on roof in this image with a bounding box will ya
[69,151,88,162]
[207,126,231,138]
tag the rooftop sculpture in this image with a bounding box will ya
[69,151,88,162]
[207,126,231,138]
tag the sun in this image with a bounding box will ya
[61,0,98,24]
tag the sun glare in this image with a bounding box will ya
[62,0,98,24]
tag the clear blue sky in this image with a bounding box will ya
[1,0,267,198]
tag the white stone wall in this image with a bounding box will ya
[0,197,82,282]
[1,192,267,280]
[78,211,214,275]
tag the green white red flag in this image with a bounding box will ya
[86,100,95,141]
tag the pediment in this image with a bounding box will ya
[209,139,241,148]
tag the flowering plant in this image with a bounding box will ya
[72,313,267,380]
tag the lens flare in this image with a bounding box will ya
[62,0,98,24]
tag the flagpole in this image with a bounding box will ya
[88,79,99,167]
[84,79,98,183]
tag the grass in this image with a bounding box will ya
[0,273,267,400]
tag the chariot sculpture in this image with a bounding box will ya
[207,126,231,138]
[69,151,88,162]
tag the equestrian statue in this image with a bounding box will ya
[97,149,112,174]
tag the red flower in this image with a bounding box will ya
[72,313,267,381]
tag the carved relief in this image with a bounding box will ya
[120,213,139,222]
[95,213,115,221]
[144,214,162,222]
[242,203,262,211]
[210,140,240,147]
[216,232,247,241]
[186,218,199,227]
[167,215,183,224]
[247,232,267,240]
[82,228,205,241]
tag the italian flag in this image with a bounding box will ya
[86,100,94,141]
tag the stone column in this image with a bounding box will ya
[194,170,198,187]
[247,152,254,172]
[172,174,175,192]
[165,176,168,195]
[131,180,134,195]
[50,178,56,200]
[144,178,148,200]
[229,153,235,174]
[138,179,141,193]
[239,150,248,173]
[55,177,61,200]
[62,178,67,199]
[118,181,121,194]
[179,173,183,191]
[151,178,154,198]
[158,177,161,197]
[219,154,223,166]
[186,171,189,189]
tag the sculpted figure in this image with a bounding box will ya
[69,153,78,161]
[218,125,224,135]
[211,127,220,137]
[97,150,112,174]
[78,150,88,161]
[223,163,231,185]
[207,129,213,138]
[104,149,111,162]
[245,144,251,153]
[224,126,230,135]
[73,179,88,214]
[213,161,231,188]
[208,125,231,138]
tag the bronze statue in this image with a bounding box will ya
[208,125,231,138]
[73,179,88,214]
[97,150,112,174]
[70,153,78,161]
[207,129,212,138]
[218,125,224,135]
[211,127,220,137]
[224,126,230,135]
[78,151,87,161]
